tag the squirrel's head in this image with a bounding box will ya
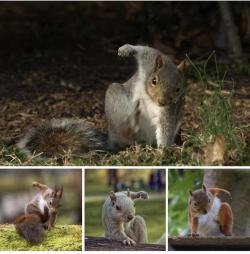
[108,190,135,223]
[146,54,186,107]
[189,185,214,216]
[46,186,63,210]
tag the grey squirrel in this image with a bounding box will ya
[102,189,149,246]
[15,181,63,244]
[16,44,186,158]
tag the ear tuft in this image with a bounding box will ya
[127,188,130,197]
[110,191,116,203]
[154,55,164,72]
[189,190,193,196]
[202,184,207,192]
[59,186,63,198]
[177,60,186,72]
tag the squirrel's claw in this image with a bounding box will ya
[188,233,199,237]
[123,238,136,246]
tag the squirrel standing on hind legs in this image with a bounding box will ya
[16,44,186,158]
[188,184,233,237]
[15,181,63,244]
[102,189,149,246]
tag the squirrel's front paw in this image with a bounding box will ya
[188,233,199,237]
[32,181,39,187]
[122,237,136,246]
[139,191,149,199]
[118,44,135,57]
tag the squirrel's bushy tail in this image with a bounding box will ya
[15,214,46,244]
[17,118,107,158]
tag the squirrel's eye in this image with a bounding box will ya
[116,205,121,210]
[208,198,211,203]
[176,88,180,93]
[194,202,198,206]
[49,201,52,205]
[152,77,157,86]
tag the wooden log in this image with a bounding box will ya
[169,236,250,250]
[85,236,166,251]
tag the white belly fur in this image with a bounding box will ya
[197,197,223,236]
[133,70,162,145]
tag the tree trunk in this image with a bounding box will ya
[218,2,243,62]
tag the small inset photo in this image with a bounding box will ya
[0,168,82,251]
[85,168,166,251]
[168,168,250,251]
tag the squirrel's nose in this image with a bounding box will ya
[127,215,134,221]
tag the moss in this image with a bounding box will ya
[0,224,82,251]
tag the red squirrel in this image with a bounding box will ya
[188,184,233,237]
[15,181,63,244]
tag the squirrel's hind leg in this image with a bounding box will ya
[218,202,233,236]
[105,83,140,150]
[126,215,148,243]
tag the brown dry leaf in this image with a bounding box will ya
[204,135,227,165]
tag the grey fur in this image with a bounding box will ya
[105,44,186,149]
[17,118,107,158]
[16,44,185,157]
[102,190,148,245]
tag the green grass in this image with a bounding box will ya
[168,169,203,236]
[0,224,82,251]
[187,52,245,159]
[85,198,165,243]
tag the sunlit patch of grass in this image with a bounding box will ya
[0,224,82,251]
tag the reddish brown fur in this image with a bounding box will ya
[15,214,41,225]
[188,208,199,235]
[208,187,231,198]
[188,185,233,236]
[218,202,233,236]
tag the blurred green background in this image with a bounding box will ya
[85,168,166,243]
[0,168,82,225]
[168,169,203,236]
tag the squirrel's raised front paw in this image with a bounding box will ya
[139,191,149,199]
[118,44,135,57]
[122,238,136,246]
[32,181,39,187]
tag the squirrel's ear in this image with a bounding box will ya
[177,60,186,73]
[202,184,207,192]
[53,186,58,197]
[189,190,193,196]
[110,191,116,204]
[154,55,164,72]
[127,188,130,197]
[59,186,63,198]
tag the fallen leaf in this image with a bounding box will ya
[204,135,227,165]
